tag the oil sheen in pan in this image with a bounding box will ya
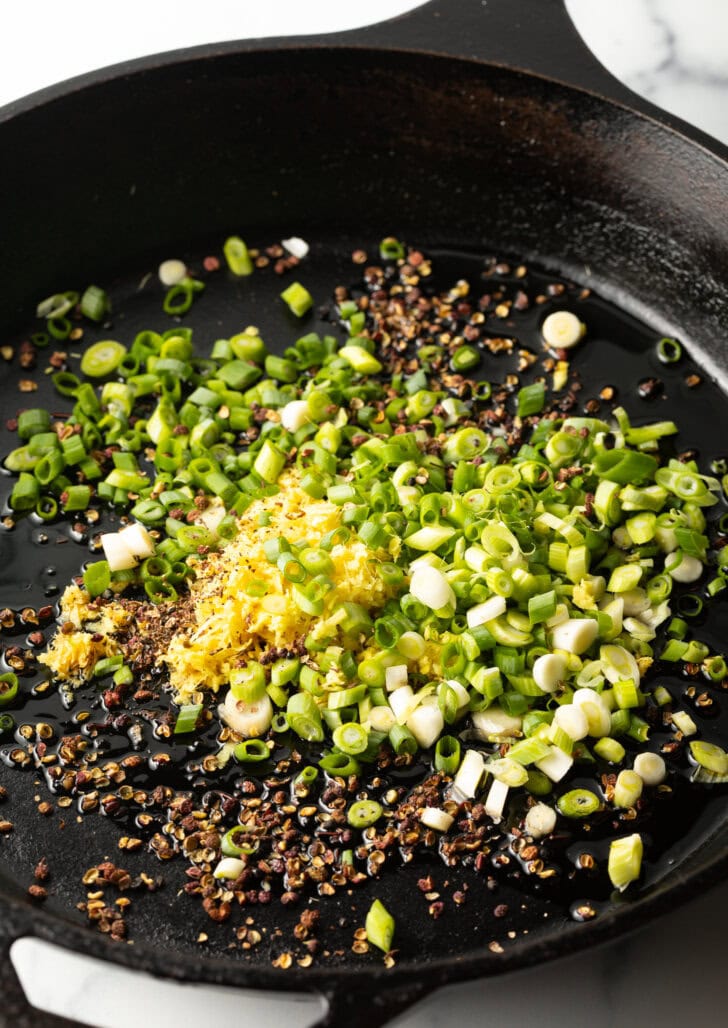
[0,241,726,966]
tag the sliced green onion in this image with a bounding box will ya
[556,788,600,818]
[223,236,254,276]
[347,799,383,828]
[0,673,19,707]
[608,833,643,891]
[389,723,418,756]
[287,692,324,742]
[230,662,266,703]
[80,284,109,322]
[294,766,319,791]
[83,560,111,598]
[332,721,369,755]
[80,340,127,378]
[234,739,270,762]
[689,740,728,775]
[221,826,259,856]
[319,752,360,776]
[379,237,405,260]
[10,473,40,511]
[613,769,643,807]
[173,703,202,734]
[517,381,546,417]
[365,898,395,952]
[656,337,682,364]
[281,282,314,317]
[593,737,626,763]
[434,734,461,774]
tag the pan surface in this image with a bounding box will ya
[0,1,727,1023]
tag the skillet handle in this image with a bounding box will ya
[310,977,434,1028]
[0,920,78,1027]
[314,0,679,126]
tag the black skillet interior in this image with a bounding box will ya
[0,1,728,1025]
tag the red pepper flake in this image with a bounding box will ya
[34,857,50,881]
[203,256,220,272]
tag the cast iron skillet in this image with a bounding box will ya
[1,0,728,1024]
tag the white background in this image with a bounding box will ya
[1,2,728,1026]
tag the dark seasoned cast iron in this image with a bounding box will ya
[0,1,727,1024]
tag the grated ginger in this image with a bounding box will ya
[164,473,396,702]
[38,584,129,684]
[38,473,425,701]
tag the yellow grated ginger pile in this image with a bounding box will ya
[40,472,402,701]
[163,473,397,701]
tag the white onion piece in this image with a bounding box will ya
[484,778,509,822]
[600,644,640,686]
[213,857,246,880]
[463,545,488,572]
[535,746,574,782]
[487,757,528,787]
[158,259,187,286]
[199,500,227,535]
[621,588,650,616]
[553,703,589,741]
[672,710,697,736]
[533,652,567,693]
[571,688,612,737]
[466,594,506,629]
[409,564,455,611]
[389,685,417,723]
[640,601,671,630]
[471,706,522,739]
[281,236,309,259]
[654,523,679,553]
[397,631,426,660]
[280,400,310,432]
[407,701,444,749]
[623,616,656,642]
[453,749,486,798]
[599,596,624,636]
[633,751,667,785]
[550,618,598,654]
[572,687,599,706]
[541,310,585,349]
[397,486,421,506]
[369,706,396,733]
[100,532,137,571]
[577,698,611,738]
[385,665,408,692]
[420,807,454,832]
[545,603,570,628]
[118,522,155,558]
[220,692,273,738]
[440,397,460,426]
[524,803,557,839]
[611,526,631,550]
[444,679,471,713]
[668,554,703,583]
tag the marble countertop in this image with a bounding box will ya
[1,2,727,1026]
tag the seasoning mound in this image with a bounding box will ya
[163,472,396,701]
[39,584,127,683]
[40,471,398,702]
